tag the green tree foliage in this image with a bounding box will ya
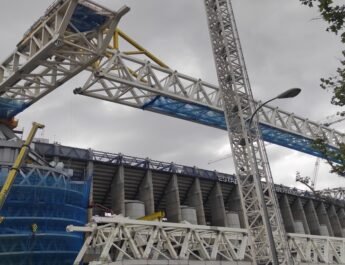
[312,138,345,175]
[300,0,345,107]
[300,0,345,175]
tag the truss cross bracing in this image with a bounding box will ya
[67,216,251,264]
[0,1,344,265]
[204,0,291,264]
[0,1,342,161]
[0,0,129,119]
[75,51,344,162]
[68,216,345,265]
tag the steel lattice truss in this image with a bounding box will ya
[318,188,345,201]
[75,51,343,159]
[0,0,129,118]
[0,1,342,159]
[203,1,291,264]
[288,233,345,264]
[68,217,345,265]
[0,1,344,264]
[67,216,251,264]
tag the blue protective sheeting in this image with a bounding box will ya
[71,4,107,32]
[144,96,227,129]
[0,4,109,120]
[0,167,90,265]
[145,96,340,162]
[0,98,27,119]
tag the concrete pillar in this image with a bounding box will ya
[227,186,245,228]
[165,174,182,223]
[209,182,227,227]
[291,198,310,234]
[328,205,343,237]
[279,195,295,233]
[86,154,94,222]
[316,202,334,237]
[338,208,345,236]
[338,208,345,228]
[304,200,321,235]
[111,165,125,215]
[187,178,206,225]
[138,169,155,215]
[53,143,60,163]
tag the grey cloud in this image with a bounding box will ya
[1,0,344,190]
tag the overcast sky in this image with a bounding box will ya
[1,0,344,190]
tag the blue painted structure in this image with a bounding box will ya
[0,98,28,120]
[0,166,90,265]
[0,2,109,120]
[144,96,341,162]
[0,2,340,162]
[70,4,107,33]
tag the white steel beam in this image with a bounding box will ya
[204,0,290,264]
[68,216,345,265]
[67,215,251,264]
[0,0,129,118]
[75,51,344,152]
[288,233,345,264]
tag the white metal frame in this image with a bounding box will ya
[68,217,345,265]
[76,51,344,150]
[0,0,129,108]
[202,1,291,264]
[67,216,251,264]
[318,188,345,201]
[288,233,345,264]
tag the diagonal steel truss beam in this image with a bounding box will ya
[67,215,251,264]
[68,216,345,265]
[0,0,129,119]
[75,50,344,160]
[288,233,345,264]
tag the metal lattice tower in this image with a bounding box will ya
[204,0,292,264]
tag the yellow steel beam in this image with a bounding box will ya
[0,122,45,209]
[113,29,119,50]
[115,29,169,69]
[124,51,146,55]
[138,211,165,221]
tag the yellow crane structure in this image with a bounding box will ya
[138,211,165,221]
[0,122,45,210]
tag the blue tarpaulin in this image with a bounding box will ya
[70,4,107,32]
[145,96,341,162]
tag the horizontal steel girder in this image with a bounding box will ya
[67,216,345,264]
[76,51,344,160]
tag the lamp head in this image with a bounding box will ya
[276,88,301,99]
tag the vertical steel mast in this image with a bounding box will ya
[204,1,292,264]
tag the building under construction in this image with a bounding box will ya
[0,0,344,265]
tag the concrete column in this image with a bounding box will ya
[291,198,310,234]
[209,182,227,227]
[86,156,94,222]
[187,178,206,225]
[53,143,60,163]
[138,169,155,215]
[165,174,182,223]
[279,195,295,233]
[111,165,125,215]
[304,200,321,235]
[338,208,345,228]
[328,205,343,237]
[227,186,245,228]
[316,202,334,236]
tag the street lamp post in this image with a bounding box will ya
[248,88,301,129]
[247,87,301,264]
